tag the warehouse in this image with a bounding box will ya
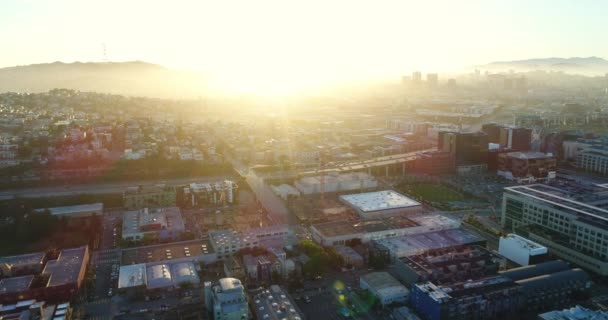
[340,190,422,219]
[360,272,409,307]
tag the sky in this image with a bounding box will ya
[1,0,608,94]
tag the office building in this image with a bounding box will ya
[499,126,532,152]
[427,73,438,88]
[411,261,590,320]
[497,152,557,183]
[502,184,608,275]
[438,131,488,165]
[414,151,455,175]
[339,190,422,219]
[122,207,186,241]
[394,245,504,285]
[123,184,177,210]
[251,285,304,320]
[204,278,249,320]
[360,272,409,307]
[498,234,547,266]
[482,123,502,144]
[575,139,608,175]
[311,214,460,246]
[412,71,422,84]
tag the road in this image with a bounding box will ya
[0,175,233,200]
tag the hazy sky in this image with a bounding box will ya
[2,0,607,93]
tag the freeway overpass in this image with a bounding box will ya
[298,149,434,177]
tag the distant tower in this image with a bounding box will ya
[101,43,108,62]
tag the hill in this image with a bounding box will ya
[0,61,210,98]
[478,57,608,76]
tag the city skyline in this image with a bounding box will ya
[2,0,608,94]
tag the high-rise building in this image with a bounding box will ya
[575,139,608,175]
[502,184,608,275]
[412,71,422,84]
[499,126,532,151]
[482,123,502,144]
[204,278,249,320]
[497,152,557,183]
[426,73,438,88]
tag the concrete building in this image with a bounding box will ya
[123,185,177,210]
[498,234,547,266]
[394,245,505,285]
[209,225,293,259]
[334,245,364,268]
[251,285,304,320]
[575,139,608,175]
[294,172,378,195]
[497,152,556,183]
[360,272,409,307]
[120,239,215,265]
[501,184,608,275]
[311,214,460,246]
[204,278,249,320]
[184,180,238,207]
[373,228,484,259]
[499,126,532,151]
[0,246,89,305]
[339,190,422,219]
[538,305,608,320]
[122,207,186,241]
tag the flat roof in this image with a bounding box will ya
[34,203,103,217]
[340,190,420,213]
[501,233,546,250]
[118,263,146,289]
[121,239,213,265]
[312,214,457,238]
[506,152,553,160]
[361,272,409,299]
[43,246,88,287]
[0,251,46,268]
[375,228,484,257]
[146,264,172,289]
[252,285,304,320]
[219,278,243,291]
[505,184,608,222]
[0,275,34,293]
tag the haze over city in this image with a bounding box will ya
[1,1,608,320]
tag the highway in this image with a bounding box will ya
[0,175,232,200]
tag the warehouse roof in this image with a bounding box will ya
[118,263,146,289]
[340,190,420,213]
[0,275,34,293]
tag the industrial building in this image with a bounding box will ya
[498,234,547,266]
[294,172,378,195]
[118,260,200,291]
[123,184,177,210]
[411,261,591,320]
[394,245,505,285]
[183,180,238,207]
[497,151,556,183]
[501,184,608,275]
[204,278,249,320]
[0,246,89,304]
[360,272,409,307]
[33,203,103,219]
[251,285,304,320]
[122,207,186,241]
[339,190,422,219]
[373,228,485,259]
[120,239,215,265]
[311,214,460,246]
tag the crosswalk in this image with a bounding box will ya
[86,298,111,305]
[92,250,121,265]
